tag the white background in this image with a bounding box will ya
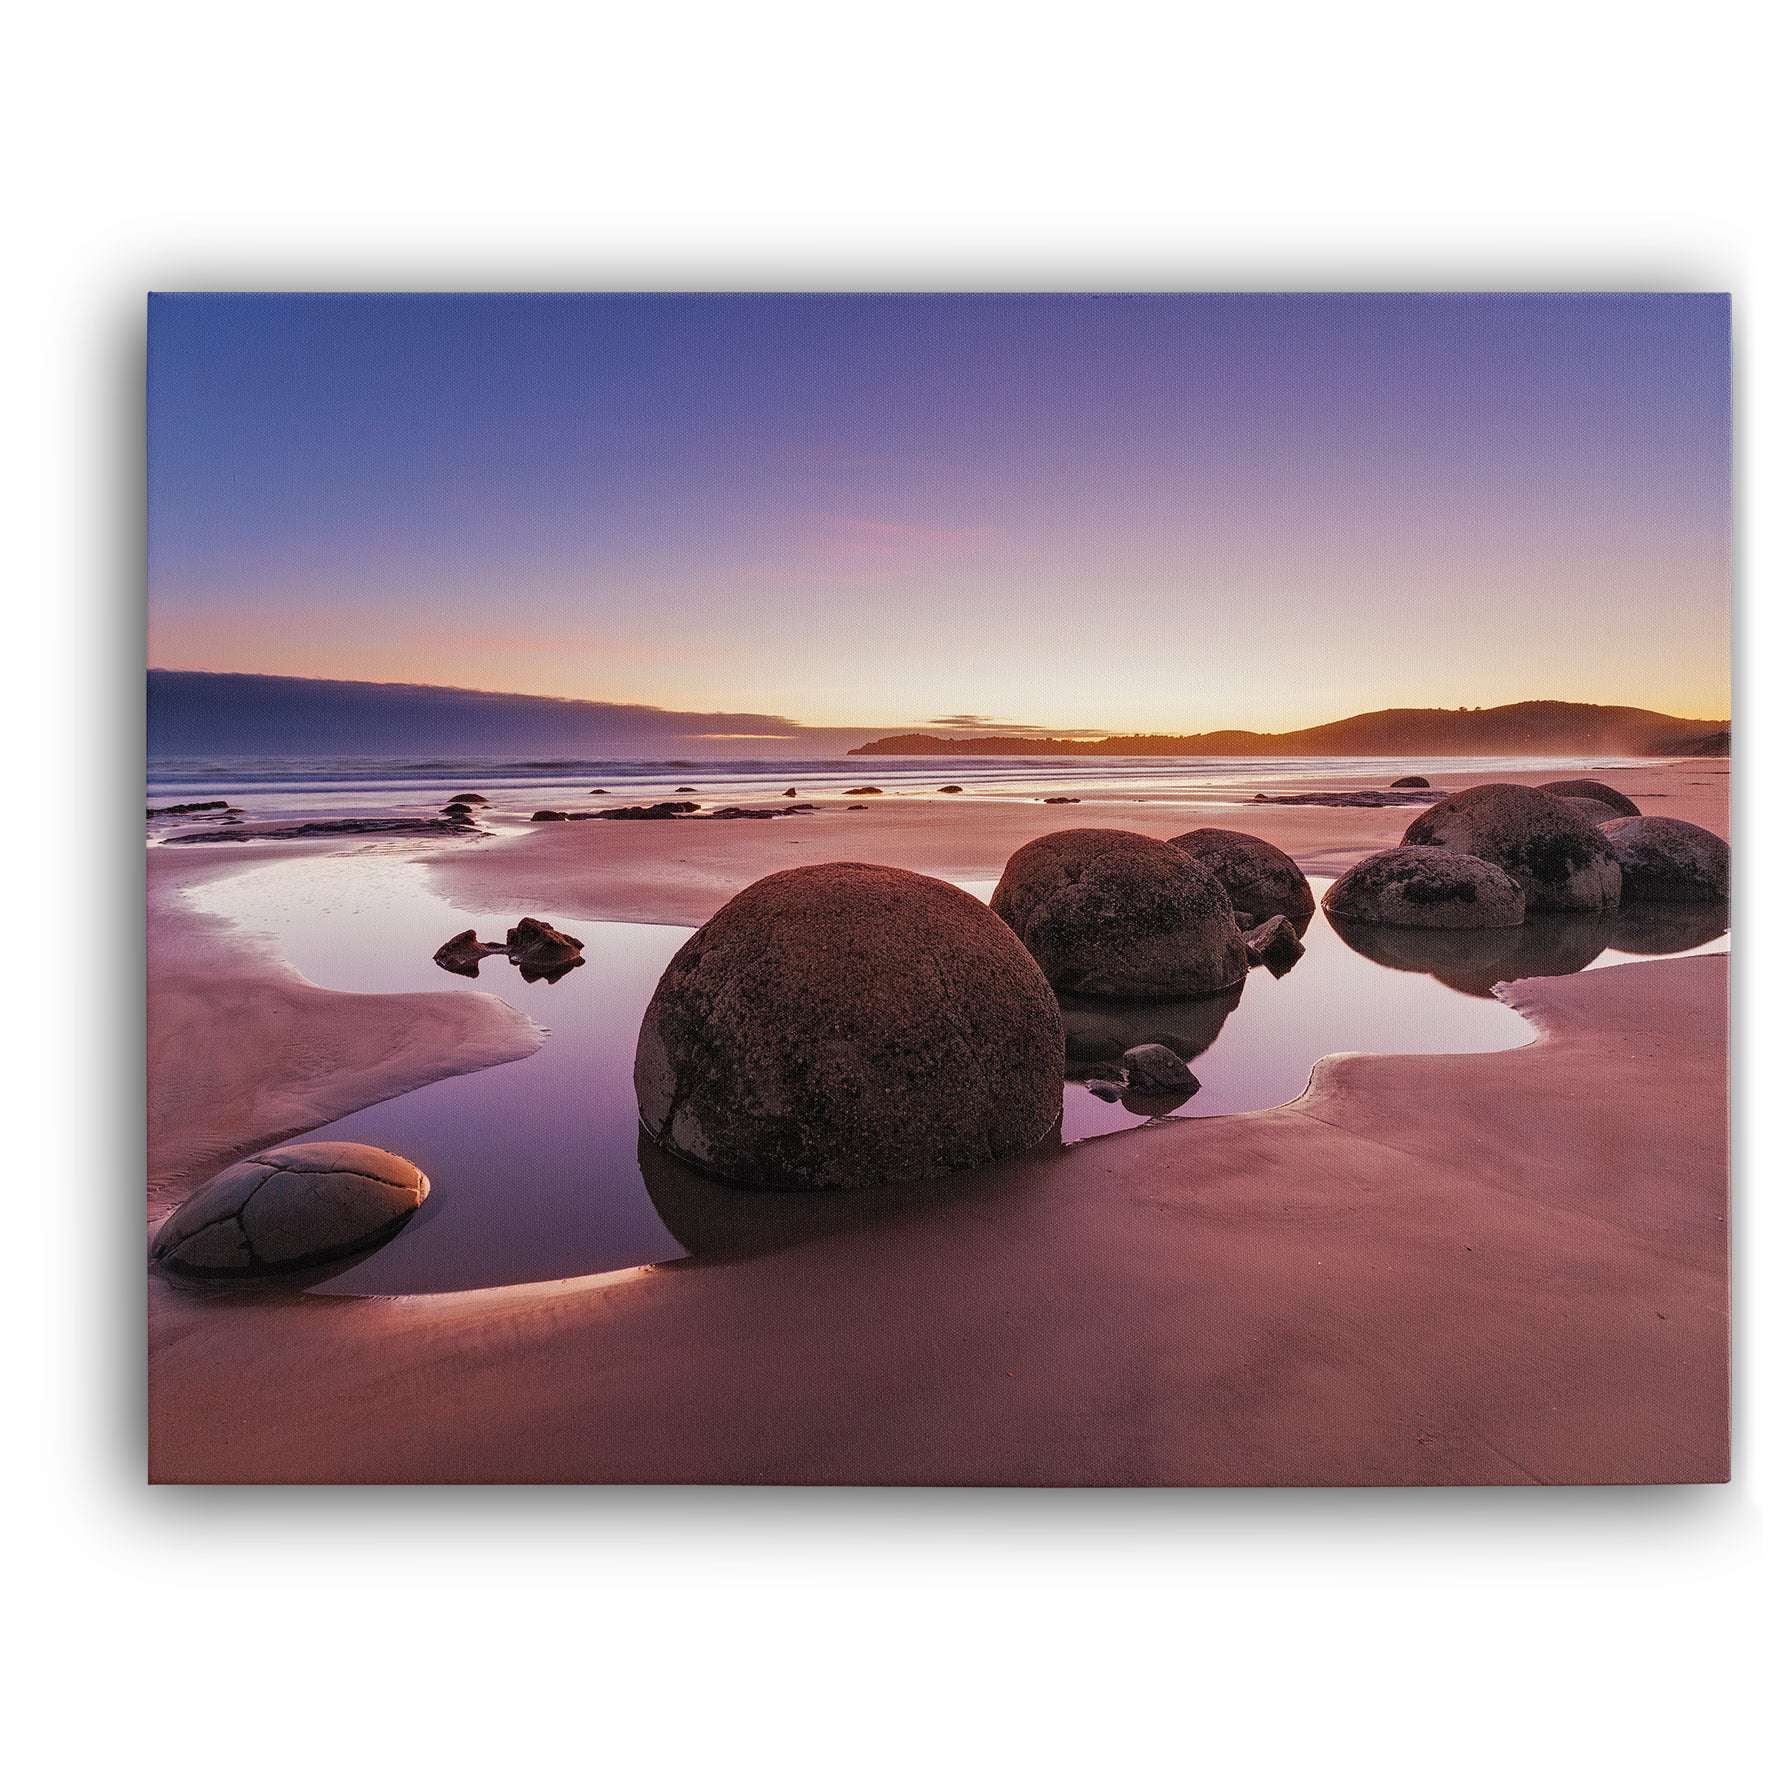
[3,3,1767,1772]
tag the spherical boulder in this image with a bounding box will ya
[992,829,1249,1000]
[1391,775,1431,789]
[151,1142,429,1278]
[1536,778,1640,817]
[1402,784,1622,914]
[1323,844,1526,929]
[1166,827,1316,933]
[1599,816,1730,902]
[634,863,1063,1191]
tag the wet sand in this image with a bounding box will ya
[147,761,1730,1484]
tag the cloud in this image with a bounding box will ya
[927,713,1045,731]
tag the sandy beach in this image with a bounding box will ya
[146,760,1730,1484]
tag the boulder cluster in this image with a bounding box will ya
[1325,779,1727,931]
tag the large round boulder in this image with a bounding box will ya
[1401,784,1622,914]
[1536,778,1640,817]
[991,829,1249,1000]
[151,1142,429,1278]
[634,863,1063,1191]
[1322,845,1526,929]
[1599,816,1730,902]
[1166,827,1316,933]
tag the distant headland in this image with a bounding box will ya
[848,702,1728,759]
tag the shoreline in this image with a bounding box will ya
[146,759,1731,1483]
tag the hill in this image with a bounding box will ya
[848,702,1726,758]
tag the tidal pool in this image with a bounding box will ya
[183,849,1727,1296]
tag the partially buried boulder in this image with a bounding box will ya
[1391,775,1431,789]
[1599,816,1730,902]
[1536,778,1640,817]
[991,829,1248,1000]
[1167,827,1316,933]
[151,1142,428,1278]
[1402,784,1621,914]
[1323,845,1527,929]
[635,863,1064,1191]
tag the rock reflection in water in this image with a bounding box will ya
[1325,902,1726,998]
[638,1121,1065,1263]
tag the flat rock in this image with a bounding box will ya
[151,1142,428,1278]
[1167,827,1315,933]
[635,863,1063,1191]
[991,829,1249,1000]
[1403,784,1621,914]
[1322,845,1528,929]
[1600,816,1730,902]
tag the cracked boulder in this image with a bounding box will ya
[1323,845,1527,929]
[1600,816,1730,902]
[992,829,1248,1000]
[635,862,1063,1191]
[1167,827,1316,934]
[1402,784,1621,914]
[150,1142,429,1278]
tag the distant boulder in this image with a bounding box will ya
[635,863,1063,1190]
[992,829,1248,1000]
[938,784,964,794]
[1402,784,1621,914]
[1599,816,1730,903]
[151,1142,427,1278]
[1167,827,1315,933]
[1536,778,1640,816]
[846,786,884,795]
[449,792,489,805]
[531,809,568,822]
[1042,795,1080,805]
[1323,845,1527,929]
[1390,775,1431,789]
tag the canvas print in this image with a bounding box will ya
[146,293,1730,1485]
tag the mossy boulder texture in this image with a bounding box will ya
[635,863,1064,1191]
[1323,845,1527,929]
[151,1142,429,1279]
[1166,827,1316,933]
[1599,816,1730,902]
[1536,778,1640,817]
[1402,784,1622,914]
[992,829,1249,1000]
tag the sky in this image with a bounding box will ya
[147,293,1731,735]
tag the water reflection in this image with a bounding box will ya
[1325,902,1725,999]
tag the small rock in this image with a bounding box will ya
[782,788,798,797]
[1122,1042,1200,1096]
[846,786,885,795]
[938,784,964,794]
[532,809,568,822]
[433,928,502,977]
[449,792,490,805]
[505,917,585,981]
[1244,914,1306,976]
[675,786,698,793]
[1042,795,1081,804]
